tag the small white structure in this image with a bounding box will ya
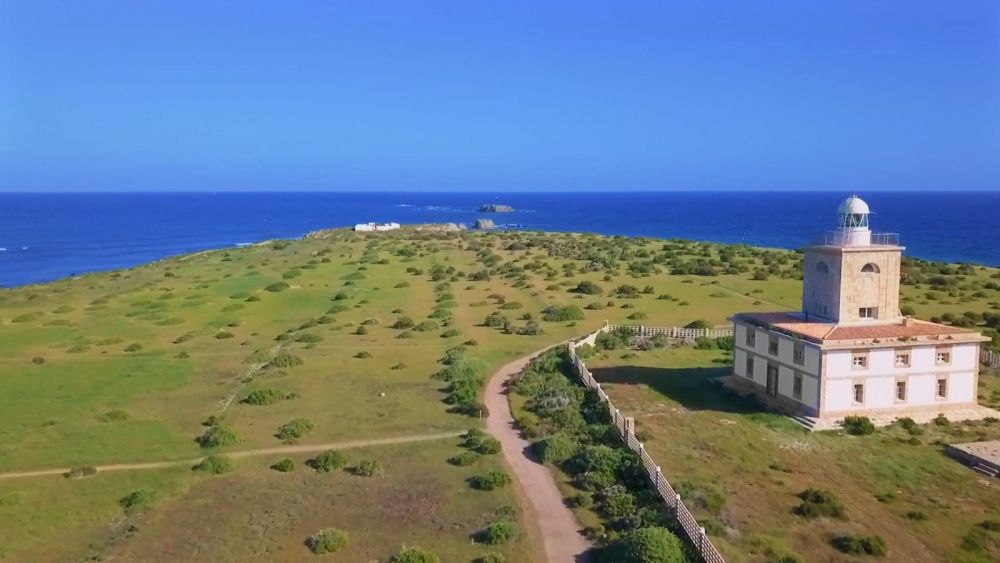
[354,222,400,232]
[730,195,989,426]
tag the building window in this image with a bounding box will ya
[935,349,951,365]
[746,329,756,347]
[853,383,865,404]
[745,356,754,379]
[793,373,803,400]
[816,261,829,273]
[852,354,867,369]
[768,335,779,355]
[895,380,907,402]
[895,352,910,367]
[937,377,948,399]
[793,343,805,365]
[861,263,880,274]
[859,307,877,319]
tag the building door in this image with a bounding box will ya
[766,364,779,397]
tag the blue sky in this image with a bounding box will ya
[1,1,998,192]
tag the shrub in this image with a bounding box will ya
[308,450,347,473]
[448,451,480,466]
[270,458,295,472]
[119,490,154,515]
[830,534,888,557]
[354,351,372,358]
[215,331,234,339]
[933,413,950,426]
[470,470,512,490]
[193,455,233,475]
[268,353,303,368]
[306,528,349,555]
[392,316,415,329]
[197,424,238,448]
[64,466,98,479]
[241,388,287,406]
[31,356,45,365]
[572,281,603,294]
[349,459,383,478]
[295,332,323,343]
[474,436,501,455]
[390,547,440,563]
[842,415,876,436]
[541,304,585,322]
[441,329,461,338]
[794,488,845,519]
[600,527,686,563]
[414,320,439,331]
[265,282,290,292]
[355,325,368,335]
[533,433,579,464]
[476,553,507,563]
[478,520,518,545]
[100,409,130,422]
[276,418,315,442]
[124,343,143,352]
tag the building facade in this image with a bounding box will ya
[731,196,986,421]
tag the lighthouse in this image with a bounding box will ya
[729,195,991,429]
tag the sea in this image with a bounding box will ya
[1,191,998,288]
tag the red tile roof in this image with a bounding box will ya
[735,311,979,344]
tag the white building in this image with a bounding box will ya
[354,222,401,232]
[730,196,989,426]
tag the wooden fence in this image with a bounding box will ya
[606,323,734,340]
[569,326,727,563]
[983,348,1000,369]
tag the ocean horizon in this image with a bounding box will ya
[1,190,998,288]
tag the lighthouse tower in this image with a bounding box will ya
[801,195,903,324]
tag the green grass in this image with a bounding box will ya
[0,227,997,561]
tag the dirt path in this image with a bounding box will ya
[0,431,462,481]
[485,348,593,563]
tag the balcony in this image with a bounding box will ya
[816,231,900,247]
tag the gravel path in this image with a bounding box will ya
[0,431,463,481]
[485,348,593,563]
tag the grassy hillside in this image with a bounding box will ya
[0,227,997,561]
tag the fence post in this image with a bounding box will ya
[699,527,706,554]
[674,493,681,513]
[655,466,662,488]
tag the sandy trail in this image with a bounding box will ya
[485,348,593,563]
[0,431,463,481]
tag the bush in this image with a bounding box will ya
[842,415,876,436]
[794,488,845,519]
[354,351,372,358]
[270,458,295,472]
[306,528,349,555]
[355,325,368,335]
[64,466,98,479]
[572,281,604,294]
[933,413,950,426]
[349,459,383,478]
[308,450,347,473]
[197,424,238,448]
[241,388,287,406]
[474,436,501,455]
[533,433,579,464]
[295,332,323,343]
[448,451,480,466]
[390,547,440,563]
[392,316,415,329]
[265,282,290,292]
[470,470,512,490]
[830,534,888,557]
[477,520,518,545]
[124,343,143,352]
[193,455,233,475]
[414,320,439,332]
[119,490,154,515]
[276,418,315,442]
[542,304,585,322]
[600,527,686,563]
[475,553,507,563]
[268,353,303,368]
[100,409,130,422]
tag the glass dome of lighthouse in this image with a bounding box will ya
[834,194,872,246]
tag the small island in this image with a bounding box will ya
[478,204,514,213]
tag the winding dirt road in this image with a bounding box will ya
[485,348,593,563]
[0,431,463,481]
